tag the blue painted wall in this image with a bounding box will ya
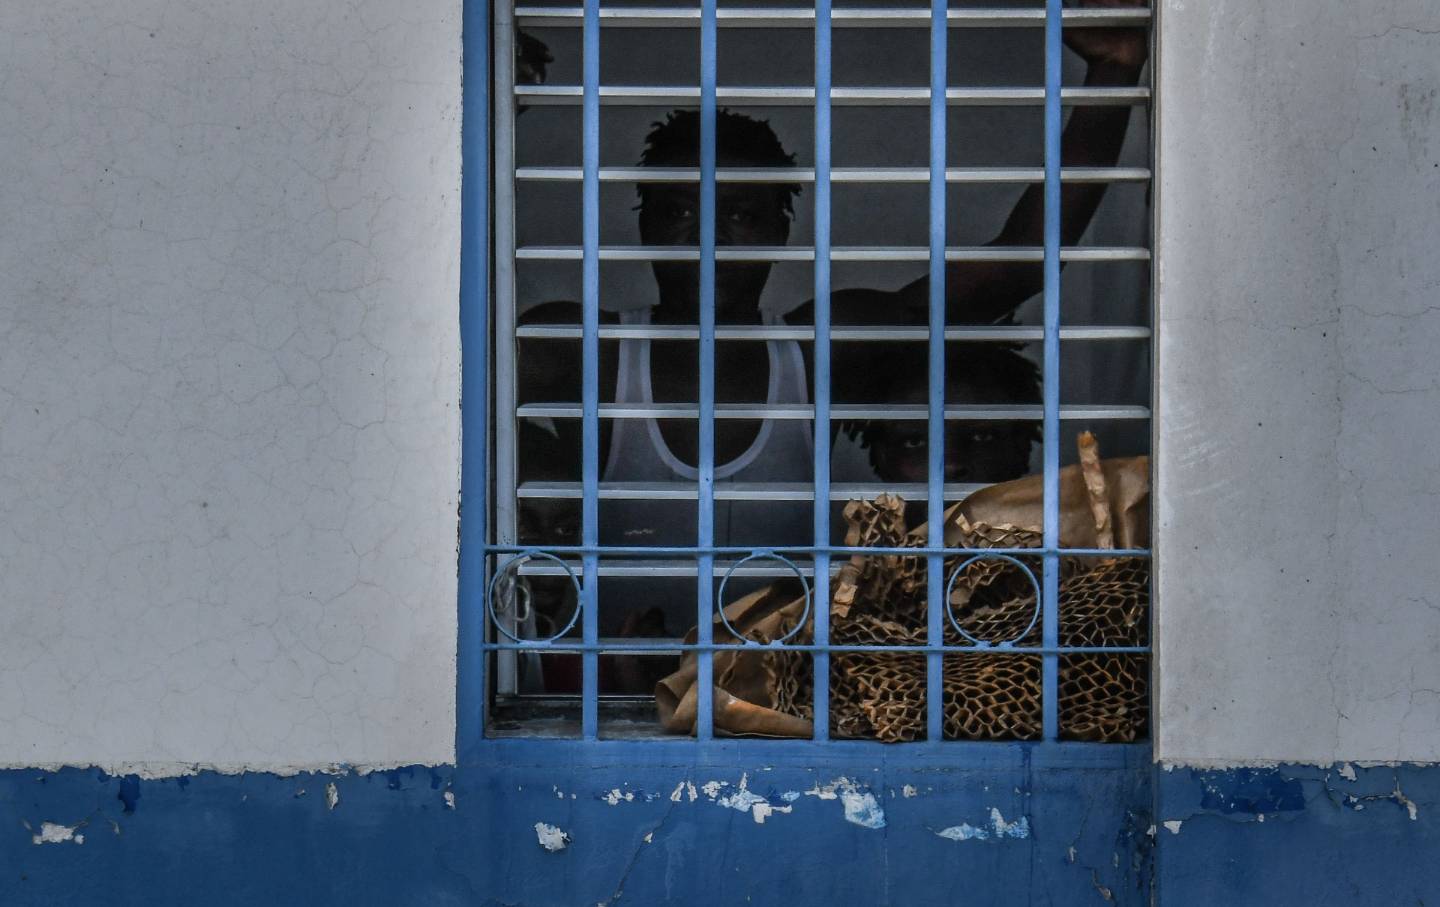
[10,753,1439,904]
[1155,764,1440,906]
[3,743,1152,906]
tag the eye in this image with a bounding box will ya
[725,208,756,226]
[963,430,997,444]
[901,437,926,451]
[667,202,696,220]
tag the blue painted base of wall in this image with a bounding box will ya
[10,746,1434,905]
[2,742,1153,906]
[1155,763,1440,906]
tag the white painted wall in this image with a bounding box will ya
[1156,0,1440,764]
[4,0,1434,772]
[0,1,461,770]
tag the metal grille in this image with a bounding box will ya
[468,0,1153,743]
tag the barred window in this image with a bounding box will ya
[473,0,1153,742]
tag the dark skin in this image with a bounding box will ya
[516,4,1148,539]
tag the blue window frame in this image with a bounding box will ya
[459,0,1153,755]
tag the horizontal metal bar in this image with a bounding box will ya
[516,480,988,501]
[514,85,1150,107]
[516,165,1151,184]
[514,245,1151,262]
[489,543,1150,557]
[515,324,1151,342]
[484,642,1150,654]
[511,556,1150,578]
[516,402,1149,420]
[515,6,1152,29]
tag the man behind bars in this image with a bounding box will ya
[516,0,1148,554]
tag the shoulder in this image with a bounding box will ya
[518,300,622,326]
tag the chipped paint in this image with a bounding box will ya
[534,822,570,852]
[30,822,84,846]
[935,808,1030,842]
[1163,820,1183,835]
[325,783,340,811]
[443,791,456,810]
[902,784,918,798]
[840,790,886,830]
[602,788,635,806]
[1337,763,1358,782]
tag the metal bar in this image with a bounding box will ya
[514,6,1152,28]
[515,165,1152,183]
[580,0,601,741]
[925,0,946,743]
[492,543,1149,557]
[516,481,989,501]
[1041,0,1062,742]
[812,0,833,743]
[485,643,1151,655]
[695,0,718,742]
[514,85,1150,106]
[515,402,1151,420]
[516,324,1153,342]
[492,0,520,699]
[514,245,1152,262]
[456,0,489,760]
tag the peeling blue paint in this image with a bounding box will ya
[1196,768,1305,815]
[1156,763,1440,906]
[0,743,1155,906]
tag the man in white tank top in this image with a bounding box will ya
[514,5,1148,550]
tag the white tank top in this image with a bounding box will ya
[600,308,814,549]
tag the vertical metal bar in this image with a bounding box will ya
[493,0,519,696]
[811,0,833,741]
[581,0,601,740]
[1041,0,1063,741]
[457,0,490,761]
[695,0,718,741]
[925,0,946,742]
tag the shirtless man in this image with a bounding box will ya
[515,1,1149,550]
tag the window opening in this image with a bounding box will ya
[480,0,1153,742]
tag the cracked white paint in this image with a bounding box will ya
[534,822,570,852]
[1156,0,1440,765]
[31,823,84,846]
[0,1,460,771]
[443,791,455,810]
[1163,820,1183,836]
[325,782,339,811]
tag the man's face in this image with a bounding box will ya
[638,182,790,322]
[869,421,1035,485]
[867,377,1036,485]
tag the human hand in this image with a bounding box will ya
[1062,0,1149,71]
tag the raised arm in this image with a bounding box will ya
[896,0,1150,325]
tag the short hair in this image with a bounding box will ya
[637,109,802,216]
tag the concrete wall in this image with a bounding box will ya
[1155,0,1440,766]
[0,0,462,771]
[4,0,1440,903]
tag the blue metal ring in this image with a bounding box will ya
[714,551,812,645]
[486,550,583,644]
[943,553,1043,647]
